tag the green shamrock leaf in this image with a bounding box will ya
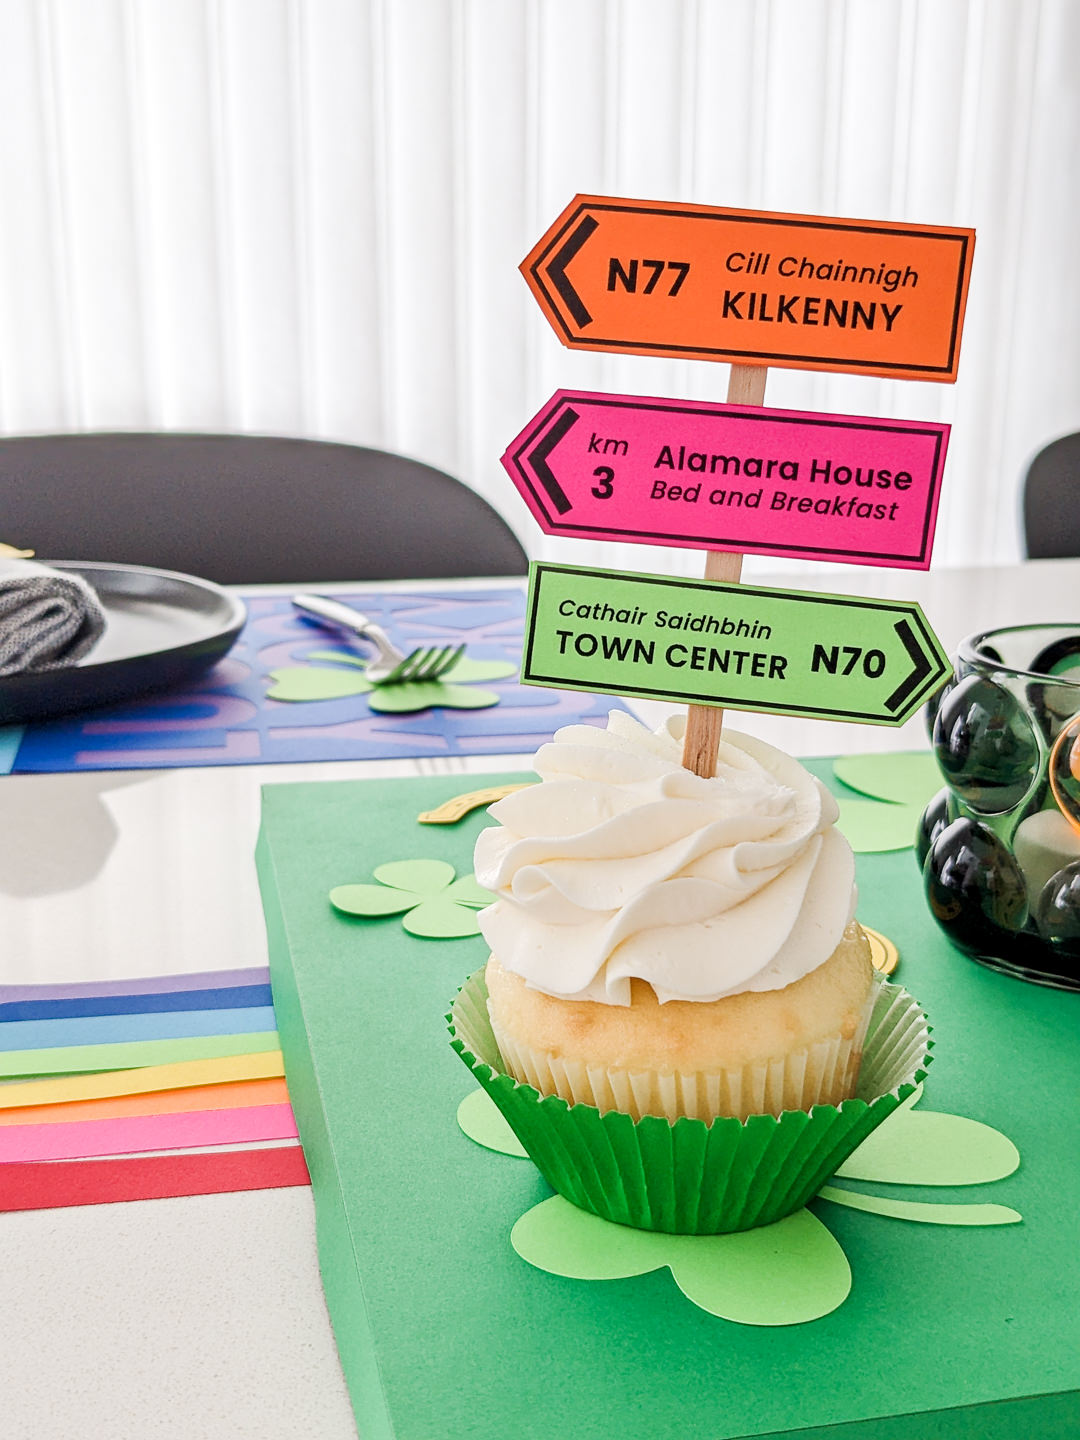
[457,1087,528,1156]
[817,1186,1021,1226]
[266,650,518,712]
[834,797,924,854]
[833,752,942,807]
[264,666,374,702]
[819,1084,1021,1225]
[455,1083,1023,1320]
[511,1197,852,1326]
[366,680,501,714]
[834,1083,1020,1187]
[831,752,942,853]
[330,859,494,939]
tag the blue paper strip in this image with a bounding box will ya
[0,1005,279,1051]
[0,984,274,1023]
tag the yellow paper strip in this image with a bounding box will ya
[0,1050,284,1110]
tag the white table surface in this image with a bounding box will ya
[2,558,1079,1439]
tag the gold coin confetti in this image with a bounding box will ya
[417,782,534,825]
[863,926,899,976]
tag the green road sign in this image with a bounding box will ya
[522,562,951,725]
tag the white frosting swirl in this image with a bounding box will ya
[474,711,856,1005]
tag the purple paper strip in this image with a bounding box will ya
[0,967,271,1004]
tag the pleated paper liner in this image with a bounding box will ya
[488,1009,871,1123]
[448,972,931,1235]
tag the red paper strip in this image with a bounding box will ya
[0,1145,311,1212]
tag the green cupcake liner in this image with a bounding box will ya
[448,971,932,1235]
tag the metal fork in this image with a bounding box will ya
[292,594,465,685]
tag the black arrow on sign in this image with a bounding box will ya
[526,407,579,516]
[884,618,934,713]
[544,216,597,328]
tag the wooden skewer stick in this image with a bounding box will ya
[680,362,769,778]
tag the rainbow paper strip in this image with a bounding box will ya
[0,984,274,1022]
[0,1030,280,1079]
[0,1103,299,1163]
[0,1006,278,1051]
[0,1051,285,1109]
[0,1077,290,1126]
[0,967,271,1003]
[0,1146,310,1212]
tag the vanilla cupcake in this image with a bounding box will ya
[474,711,874,1122]
[449,711,930,1234]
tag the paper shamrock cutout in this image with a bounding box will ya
[831,751,942,853]
[457,1083,1020,1326]
[833,1086,1019,1185]
[457,1087,528,1155]
[513,1198,851,1326]
[833,752,942,806]
[834,798,923,853]
[330,860,494,938]
[266,650,518,713]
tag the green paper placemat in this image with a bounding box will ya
[257,762,1080,1440]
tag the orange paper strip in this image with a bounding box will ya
[0,1077,289,1127]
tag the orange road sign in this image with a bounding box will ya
[522,195,974,382]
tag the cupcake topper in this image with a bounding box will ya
[514,195,973,775]
[681,362,765,774]
[501,388,949,570]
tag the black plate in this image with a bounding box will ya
[0,561,247,725]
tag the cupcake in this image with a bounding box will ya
[475,710,874,1122]
[484,925,872,1124]
[449,711,931,1233]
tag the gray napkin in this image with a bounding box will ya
[0,558,107,677]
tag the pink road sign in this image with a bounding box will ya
[502,390,950,569]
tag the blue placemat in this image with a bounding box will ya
[10,588,629,773]
[0,725,24,775]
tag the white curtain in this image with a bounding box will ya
[0,0,1077,579]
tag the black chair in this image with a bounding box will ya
[0,432,528,583]
[1023,432,1080,559]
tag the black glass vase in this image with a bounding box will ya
[919,623,1080,990]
